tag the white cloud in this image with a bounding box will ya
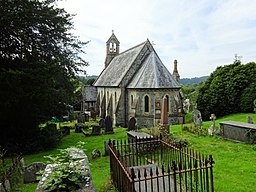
[57,0,256,78]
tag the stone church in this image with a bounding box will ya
[94,32,184,128]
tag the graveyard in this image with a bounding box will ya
[2,1,256,191]
[4,112,253,192]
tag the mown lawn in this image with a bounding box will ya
[172,113,256,192]
[20,113,256,191]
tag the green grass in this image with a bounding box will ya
[20,113,256,192]
[171,113,256,192]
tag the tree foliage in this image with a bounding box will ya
[197,62,256,120]
[0,0,88,153]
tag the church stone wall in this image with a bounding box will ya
[97,87,123,126]
[128,89,184,128]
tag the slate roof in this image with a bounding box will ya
[127,51,180,89]
[94,42,146,87]
[94,40,180,89]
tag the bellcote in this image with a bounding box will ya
[104,31,120,68]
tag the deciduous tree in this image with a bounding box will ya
[0,0,88,153]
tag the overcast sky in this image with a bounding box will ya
[58,0,256,78]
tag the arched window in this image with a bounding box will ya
[165,95,169,112]
[144,95,149,112]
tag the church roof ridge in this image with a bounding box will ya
[117,40,147,56]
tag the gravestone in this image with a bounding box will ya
[24,162,46,183]
[85,114,89,122]
[99,118,105,129]
[128,117,136,131]
[91,126,101,135]
[208,114,217,136]
[60,126,70,135]
[220,121,256,142]
[75,123,86,133]
[160,97,169,139]
[247,116,253,124]
[192,109,202,127]
[77,113,86,123]
[183,98,191,112]
[36,148,95,192]
[104,116,113,134]
[92,149,101,159]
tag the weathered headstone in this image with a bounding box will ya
[24,162,46,183]
[192,109,203,127]
[183,99,191,112]
[92,149,101,159]
[208,114,217,136]
[247,116,253,124]
[104,116,113,134]
[77,113,85,123]
[99,118,105,129]
[75,123,85,133]
[128,117,136,131]
[36,148,95,192]
[60,126,70,135]
[160,97,169,139]
[91,126,101,135]
[85,114,89,122]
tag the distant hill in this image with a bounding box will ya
[78,75,208,85]
[180,76,208,85]
[77,75,98,84]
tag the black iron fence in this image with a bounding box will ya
[109,136,214,192]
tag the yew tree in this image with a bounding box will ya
[0,0,88,152]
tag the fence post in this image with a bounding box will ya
[209,155,214,192]
[205,157,209,192]
[131,168,136,192]
[135,137,138,166]
[172,161,178,192]
[162,164,165,192]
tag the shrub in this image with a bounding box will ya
[38,123,62,150]
[185,112,193,124]
[182,124,208,136]
[41,145,89,192]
